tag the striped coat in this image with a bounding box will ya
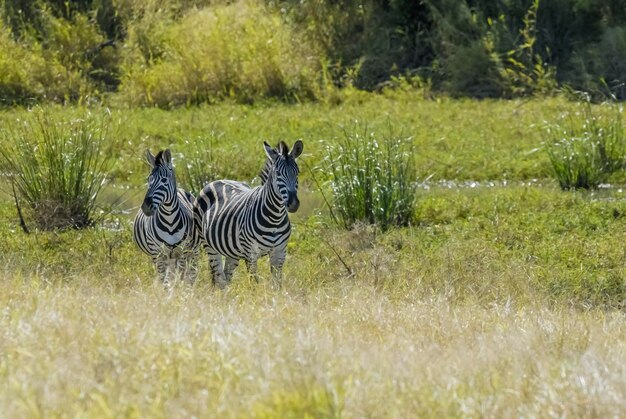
[193,141,303,287]
[133,149,200,286]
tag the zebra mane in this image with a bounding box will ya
[259,158,271,184]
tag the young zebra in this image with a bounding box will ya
[133,149,200,286]
[193,140,303,288]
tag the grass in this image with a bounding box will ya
[1,279,624,417]
[546,101,626,189]
[0,108,114,229]
[0,93,625,416]
[324,122,416,230]
[0,93,595,186]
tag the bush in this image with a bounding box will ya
[0,108,114,229]
[443,40,506,99]
[118,3,322,107]
[324,123,416,231]
[545,101,626,190]
[0,25,76,105]
[573,26,626,100]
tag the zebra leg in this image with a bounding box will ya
[185,250,200,286]
[207,252,227,288]
[154,255,171,288]
[168,257,180,288]
[224,257,240,283]
[176,253,197,286]
[244,258,259,283]
[269,247,286,289]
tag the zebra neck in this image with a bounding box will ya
[159,194,181,216]
[261,172,286,217]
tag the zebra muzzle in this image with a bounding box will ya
[141,198,155,216]
[287,195,300,213]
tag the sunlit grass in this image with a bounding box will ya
[546,101,626,189]
[0,277,624,417]
[324,122,416,231]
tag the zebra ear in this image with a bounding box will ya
[264,141,278,161]
[163,149,172,167]
[290,140,303,159]
[145,149,156,167]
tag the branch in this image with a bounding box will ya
[12,181,29,234]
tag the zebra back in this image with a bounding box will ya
[195,140,303,262]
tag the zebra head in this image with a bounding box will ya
[262,140,303,213]
[141,149,177,217]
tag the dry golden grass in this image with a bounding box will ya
[1,274,624,417]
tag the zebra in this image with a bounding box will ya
[193,140,303,288]
[133,149,200,286]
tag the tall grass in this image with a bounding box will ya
[546,101,626,189]
[118,3,322,107]
[324,123,416,231]
[0,278,624,416]
[176,131,223,196]
[0,108,114,229]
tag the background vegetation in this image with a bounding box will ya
[0,108,114,229]
[1,0,626,106]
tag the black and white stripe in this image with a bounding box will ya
[133,149,200,286]
[193,140,303,287]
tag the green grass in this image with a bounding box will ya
[546,101,626,189]
[0,93,625,416]
[1,92,600,186]
[0,108,114,229]
[324,122,416,231]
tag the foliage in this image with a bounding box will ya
[493,0,557,97]
[546,101,626,189]
[0,0,625,104]
[117,3,321,107]
[0,25,78,105]
[0,108,114,229]
[276,0,433,90]
[0,1,118,102]
[324,122,416,231]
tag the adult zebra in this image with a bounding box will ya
[133,149,200,286]
[193,140,303,288]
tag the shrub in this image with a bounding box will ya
[0,108,114,229]
[0,25,76,105]
[324,123,416,231]
[595,26,626,99]
[43,10,118,94]
[545,101,626,190]
[443,40,506,99]
[118,2,322,107]
[572,26,626,100]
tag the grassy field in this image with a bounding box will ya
[1,92,625,416]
